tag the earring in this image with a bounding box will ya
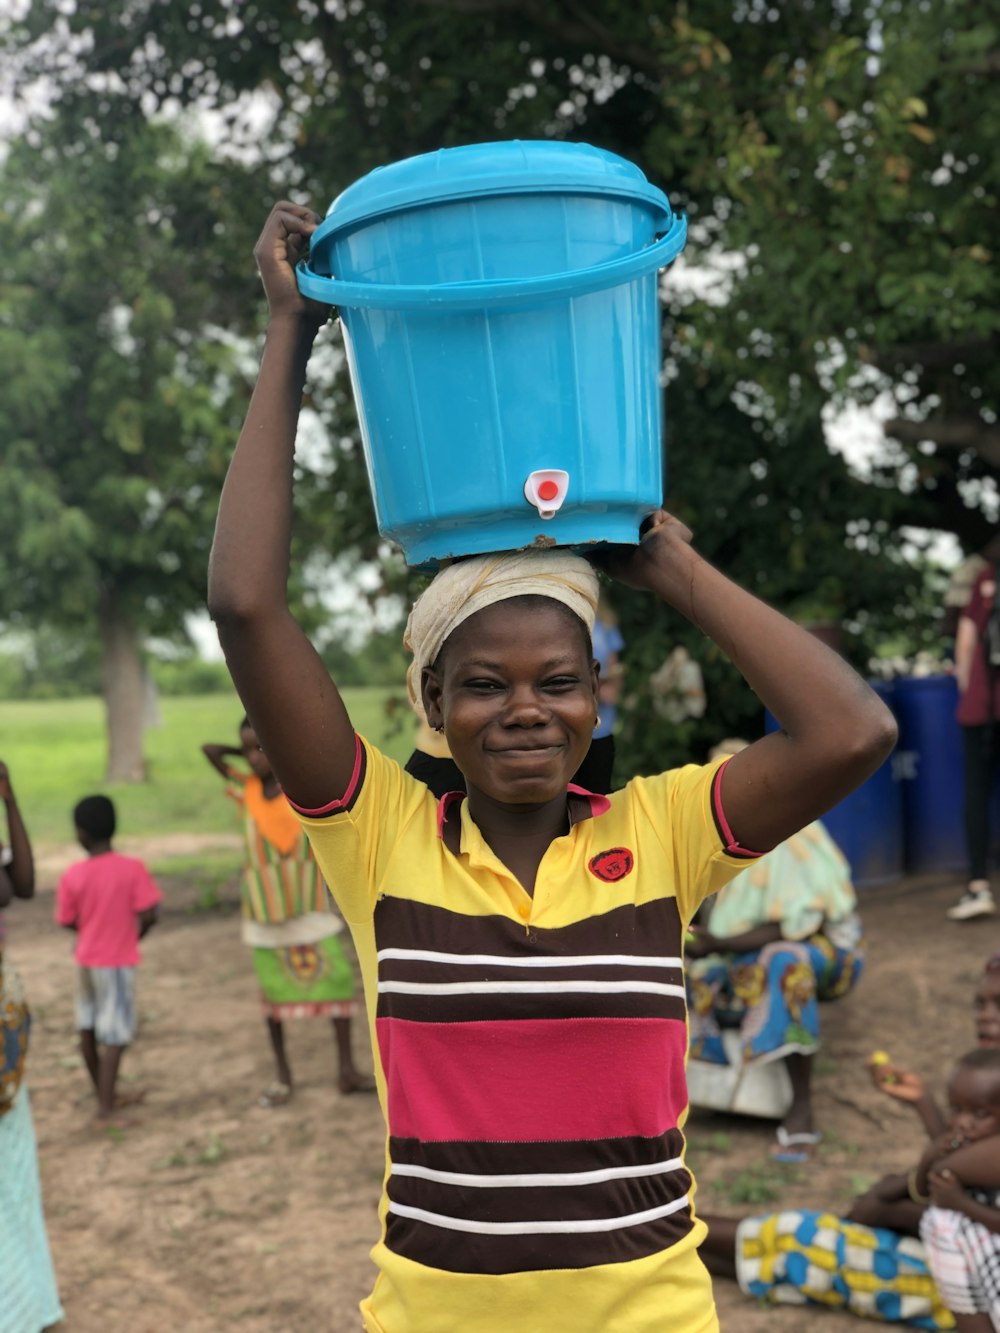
[593,716,600,728]
[435,724,444,734]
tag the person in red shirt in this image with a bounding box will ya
[951,549,1000,921]
[55,795,162,1123]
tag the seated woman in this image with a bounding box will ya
[686,800,862,1160]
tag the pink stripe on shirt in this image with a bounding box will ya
[285,734,364,817]
[712,759,763,859]
[374,1015,688,1143]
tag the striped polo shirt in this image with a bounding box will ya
[293,738,757,1333]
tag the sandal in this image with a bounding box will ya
[772,1126,821,1163]
[257,1081,292,1109]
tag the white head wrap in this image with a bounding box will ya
[404,550,600,719]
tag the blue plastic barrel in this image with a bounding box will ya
[297,141,687,567]
[765,681,903,887]
[893,675,968,874]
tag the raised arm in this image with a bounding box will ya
[606,512,897,851]
[0,761,34,901]
[208,203,356,809]
[201,742,245,781]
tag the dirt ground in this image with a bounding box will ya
[9,845,997,1332]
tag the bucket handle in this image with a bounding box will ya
[296,215,687,312]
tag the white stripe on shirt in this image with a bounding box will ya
[387,1193,691,1235]
[377,979,686,998]
[391,1156,685,1189]
[376,948,682,970]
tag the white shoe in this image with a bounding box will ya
[948,889,997,921]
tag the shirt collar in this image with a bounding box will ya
[435,782,611,840]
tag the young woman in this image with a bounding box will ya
[207,201,897,1333]
[201,719,371,1104]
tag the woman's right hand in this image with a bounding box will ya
[253,201,331,326]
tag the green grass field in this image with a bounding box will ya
[0,689,412,846]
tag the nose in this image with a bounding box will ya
[501,685,549,728]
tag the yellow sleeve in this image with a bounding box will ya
[630,756,763,924]
[291,736,432,924]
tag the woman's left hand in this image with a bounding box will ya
[596,510,697,598]
[0,761,11,803]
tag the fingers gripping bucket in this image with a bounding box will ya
[298,141,687,567]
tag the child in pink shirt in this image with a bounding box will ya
[55,795,161,1124]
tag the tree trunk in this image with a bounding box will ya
[98,590,147,783]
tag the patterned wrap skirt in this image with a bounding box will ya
[252,934,357,1021]
[0,948,63,1333]
[0,953,30,1115]
[688,933,863,1066]
[737,1209,954,1329]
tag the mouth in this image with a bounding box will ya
[488,744,562,756]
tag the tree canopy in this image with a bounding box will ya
[3,0,996,774]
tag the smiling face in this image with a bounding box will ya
[947,1061,1000,1146]
[975,970,1000,1047]
[421,597,599,806]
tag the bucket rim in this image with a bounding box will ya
[312,141,674,246]
[298,213,687,312]
[312,184,674,251]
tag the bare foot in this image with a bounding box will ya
[92,1114,138,1133]
[114,1089,148,1109]
[339,1073,377,1095]
[257,1081,292,1109]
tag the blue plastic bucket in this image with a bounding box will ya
[765,682,904,888]
[297,141,687,567]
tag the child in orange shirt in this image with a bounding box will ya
[202,718,371,1105]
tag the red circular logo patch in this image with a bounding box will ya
[588,847,635,883]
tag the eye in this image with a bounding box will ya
[544,675,580,692]
[465,678,504,693]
